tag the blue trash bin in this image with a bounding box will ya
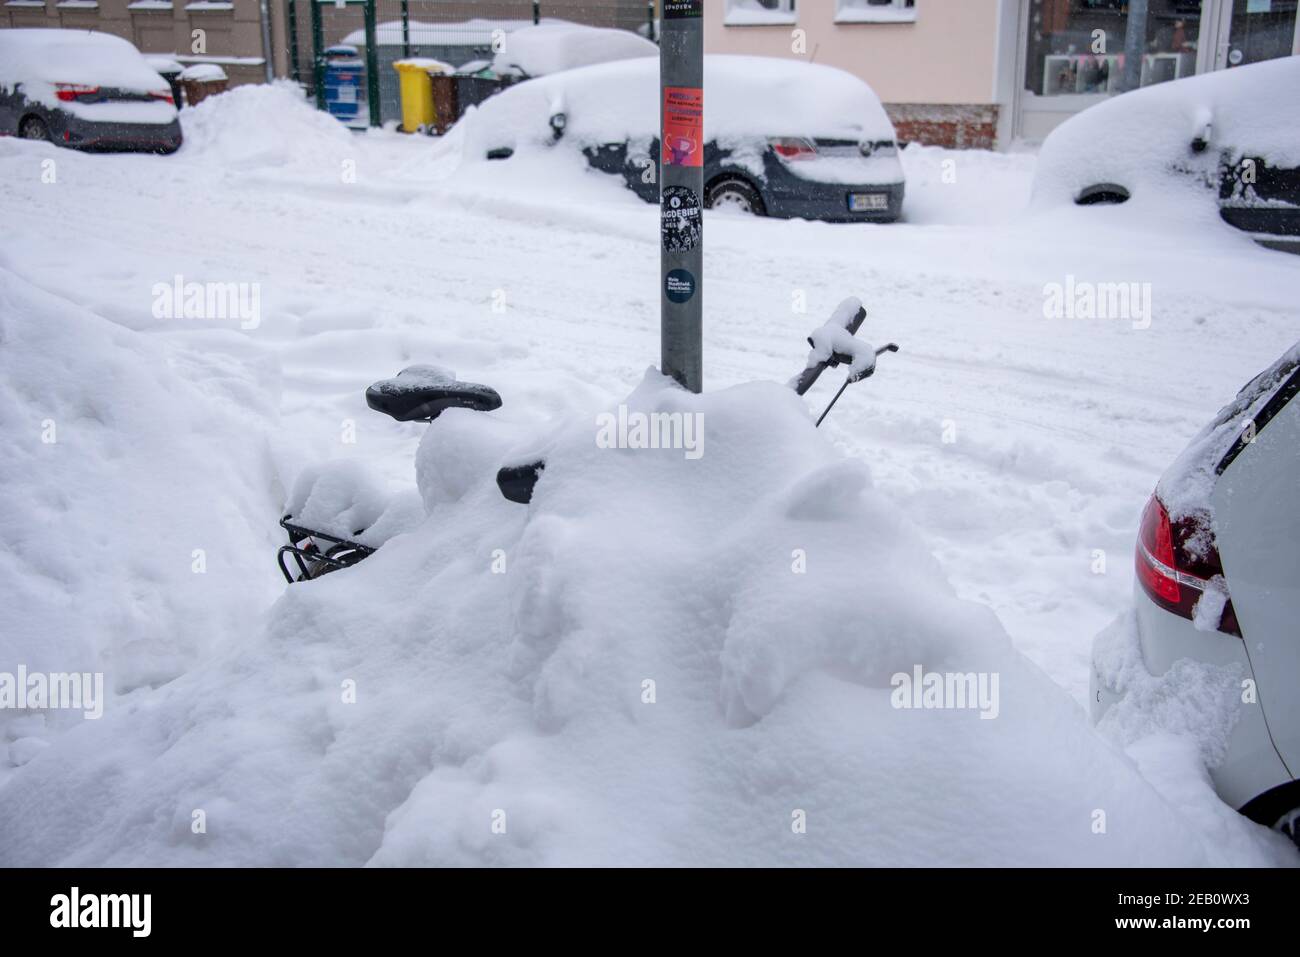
[323,45,365,125]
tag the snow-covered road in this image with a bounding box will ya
[2,84,1297,865]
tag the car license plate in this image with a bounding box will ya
[849,192,889,212]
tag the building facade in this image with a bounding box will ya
[2,0,277,86]
[712,0,1298,147]
[6,0,1297,147]
[0,0,653,91]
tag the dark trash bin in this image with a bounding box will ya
[179,63,228,107]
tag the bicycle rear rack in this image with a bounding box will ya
[277,515,375,584]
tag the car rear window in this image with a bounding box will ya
[1158,340,1300,521]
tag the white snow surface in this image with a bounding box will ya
[492,23,659,78]
[1,369,1277,866]
[1,83,1298,866]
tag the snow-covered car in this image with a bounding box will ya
[0,29,182,153]
[1091,341,1300,843]
[490,22,659,79]
[461,55,905,223]
[1033,57,1300,251]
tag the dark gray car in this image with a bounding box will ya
[468,55,906,224]
[583,136,904,223]
[0,29,183,154]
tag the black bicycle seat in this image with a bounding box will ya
[366,365,502,422]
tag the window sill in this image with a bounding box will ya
[185,1,234,9]
[834,9,918,24]
[129,0,174,8]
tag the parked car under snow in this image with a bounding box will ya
[1092,340,1300,844]
[0,28,183,153]
[458,55,905,223]
[1033,57,1300,253]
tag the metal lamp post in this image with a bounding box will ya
[659,1,704,394]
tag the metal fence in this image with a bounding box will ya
[289,0,658,127]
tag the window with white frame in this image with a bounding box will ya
[836,0,917,24]
[725,0,797,27]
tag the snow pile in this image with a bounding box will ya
[178,81,358,170]
[459,55,896,160]
[284,461,423,550]
[1032,57,1300,224]
[0,266,283,767]
[1089,612,1292,865]
[1,368,1279,866]
[492,23,659,78]
[1092,611,1244,768]
[900,143,1036,225]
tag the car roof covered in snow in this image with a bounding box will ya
[1032,57,1300,210]
[0,28,169,92]
[490,23,659,78]
[460,54,896,154]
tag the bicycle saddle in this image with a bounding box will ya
[366,365,503,422]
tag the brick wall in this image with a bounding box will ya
[884,103,1000,150]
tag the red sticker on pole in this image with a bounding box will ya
[662,86,703,168]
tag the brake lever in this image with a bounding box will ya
[815,343,899,427]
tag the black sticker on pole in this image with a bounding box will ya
[663,0,702,18]
[665,269,697,304]
[661,186,701,252]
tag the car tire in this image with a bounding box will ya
[706,177,766,216]
[1271,806,1300,849]
[1239,782,1300,848]
[19,115,49,142]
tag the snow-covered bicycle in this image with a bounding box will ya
[276,298,897,583]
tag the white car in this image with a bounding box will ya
[1092,341,1300,842]
[1032,57,1300,252]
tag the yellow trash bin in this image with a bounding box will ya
[393,59,450,134]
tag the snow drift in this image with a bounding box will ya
[0,367,1273,865]
[0,266,284,775]
[178,81,359,170]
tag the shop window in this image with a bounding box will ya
[1025,0,1203,97]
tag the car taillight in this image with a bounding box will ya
[54,83,99,102]
[150,90,174,105]
[770,137,818,161]
[1134,492,1240,636]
